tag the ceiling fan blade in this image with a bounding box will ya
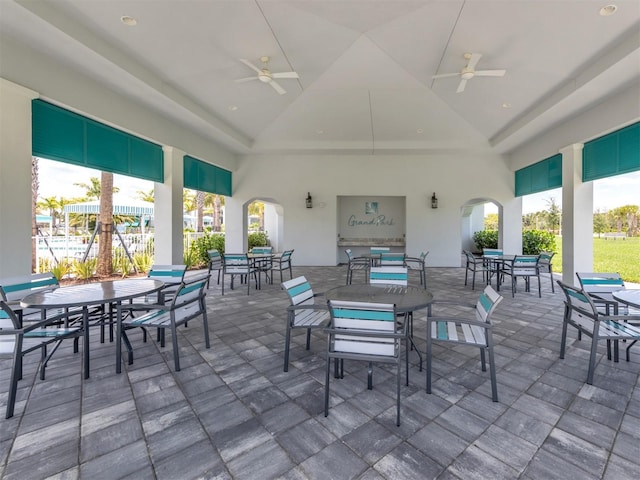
[272,71,299,79]
[269,80,287,95]
[456,79,467,93]
[432,73,461,79]
[466,53,482,69]
[239,58,262,74]
[474,69,506,77]
[235,77,259,83]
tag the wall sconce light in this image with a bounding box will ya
[431,192,438,209]
[306,192,313,209]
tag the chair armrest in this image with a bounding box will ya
[430,300,476,309]
[427,316,492,329]
[287,304,328,312]
[120,302,167,312]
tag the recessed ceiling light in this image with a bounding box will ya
[501,103,511,109]
[121,15,137,26]
[599,4,617,16]
[416,128,424,134]
[228,105,238,111]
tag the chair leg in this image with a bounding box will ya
[426,322,433,394]
[396,357,401,426]
[549,268,555,293]
[202,306,210,350]
[324,355,331,417]
[306,329,311,350]
[586,333,600,385]
[284,322,292,372]
[367,362,373,390]
[487,344,498,402]
[171,323,180,371]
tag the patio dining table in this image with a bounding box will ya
[325,283,433,314]
[481,254,516,290]
[612,289,640,310]
[21,279,164,378]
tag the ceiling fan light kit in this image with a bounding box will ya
[236,56,299,95]
[432,52,506,93]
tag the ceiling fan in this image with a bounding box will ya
[235,56,299,95]
[432,53,506,93]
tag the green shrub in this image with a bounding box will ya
[189,233,225,268]
[72,258,97,280]
[50,260,72,281]
[472,230,498,251]
[522,229,556,255]
[248,231,269,250]
[133,252,154,274]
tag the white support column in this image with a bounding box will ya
[154,146,185,264]
[224,197,246,253]
[560,143,592,286]
[502,197,523,254]
[0,79,38,276]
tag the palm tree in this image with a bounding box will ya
[136,189,154,203]
[96,171,114,276]
[38,196,60,230]
[74,177,103,199]
[196,191,205,232]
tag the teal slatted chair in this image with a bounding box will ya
[147,264,187,302]
[557,280,640,384]
[576,272,627,315]
[404,251,429,288]
[370,247,390,266]
[1,300,83,418]
[538,251,556,293]
[117,274,210,371]
[426,285,503,402]
[345,249,369,285]
[281,276,330,371]
[463,250,488,290]
[251,246,274,284]
[270,249,294,284]
[379,252,405,267]
[0,272,61,323]
[499,255,542,297]
[325,300,406,426]
[222,254,259,295]
[206,249,223,288]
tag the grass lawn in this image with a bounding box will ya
[553,236,640,283]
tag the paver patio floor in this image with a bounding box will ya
[1,266,638,479]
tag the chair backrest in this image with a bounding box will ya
[475,286,504,324]
[207,249,222,267]
[0,301,20,357]
[511,255,540,272]
[278,250,294,265]
[0,273,59,302]
[170,274,209,319]
[576,272,625,295]
[539,251,554,265]
[482,248,503,257]
[557,281,599,325]
[251,246,273,255]
[147,265,187,283]
[370,247,390,256]
[379,252,405,266]
[282,276,315,307]
[369,266,408,286]
[419,251,429,262]
[327,300,398,356]
[223,253,251,272]
[345,249,354,260]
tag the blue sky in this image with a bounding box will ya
[38,158,638,214]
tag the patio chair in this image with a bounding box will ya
[325,299,407,426]
[206,249,223,288]
[281,276,330,371]
[251,246,274,285]
[345,248,369,285]
[404,251,429,288]
[379,252,405,267]
[369,266,422,369]
[557,280,640,384]
[426,285,503,402]
[576,272,627,315]
[118,274,210,371]
[538,251,555,293]
[270,249,294,284]
[147,264,187,302]
[222,253,259,295]
[370,247,390,266]
[0,272,62,323]
[463,250,488,290]
[482,248,504,284]
[1,300,83,418]
[499,255,542,297]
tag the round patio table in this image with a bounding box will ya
[325,283,433,314]
[21,279,164,378]
[612,289,640,310]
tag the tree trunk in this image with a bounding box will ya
[196,191,205,233]
[31,157,39,272]
[97,172,114,276]
[214,195,222,232]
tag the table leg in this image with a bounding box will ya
[83,306,90,379]
[116,302,122,374]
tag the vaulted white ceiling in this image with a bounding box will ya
[1,0,639,156]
